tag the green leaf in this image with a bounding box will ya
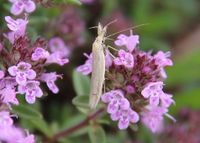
[12,104,51,137]
[72,70,90,96]
[12,104,42,119]
[72,95,90,114]
[88,125,106,143]
[30,118,52,137]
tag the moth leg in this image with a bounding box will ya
[107,45,119,52]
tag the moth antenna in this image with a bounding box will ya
[106,23,149,38]
[88,26,98,29]
[105,19,118,27]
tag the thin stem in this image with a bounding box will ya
[45,108,105,143]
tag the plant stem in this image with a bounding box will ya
[45,108,104,143]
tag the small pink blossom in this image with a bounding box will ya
[18,81,43,104]
[101,90,130,114]
[154,51,173,67]
[0,111,13,128]
[141,82,174,107]
[46,52,69,66]
[17,134,35,143]
[0,126,24,142]
[105,49,113,69]
[40,72,61,94]
[114,49,134,69]
[49,37,70,57]
[0,70,5,79]
[111,108,139,130]
[31,47,50,61]
[8,62,36,85]
[9,0,36,15]
[115,34,139,52]
[5,16,28,43]
[77,53,92,75]
[141,106,167,133]
[0,86,19,105]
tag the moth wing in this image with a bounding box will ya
[89,42,105,109]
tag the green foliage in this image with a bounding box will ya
[88,125,106,143]
[72,95,90,114]
[166,48,200,87]
[170,88,200,115]
[12,104,52,137]
[72,70,90,96]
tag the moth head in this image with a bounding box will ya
[97,23,107,36]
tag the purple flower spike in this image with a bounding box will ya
[114,49,134,69]
[8,62,36,85]
[31,47,50,61]
[9,0,36,15]
[40,72,61,94]
[115,34,139,52]
[77,53,92,75]
[18,81,43,104]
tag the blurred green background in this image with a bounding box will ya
[1,0,200,142]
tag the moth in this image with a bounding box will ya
[89,23,107,109]
[89,22,148,109]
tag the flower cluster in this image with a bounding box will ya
[0,1,69,142]
[77,33,175,133]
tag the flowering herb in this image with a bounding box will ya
[77,33,175,132]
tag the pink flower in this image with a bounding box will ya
[115,34,139,52]
[46,52,69,66]
[46,37,70,66]
[0,126,24,142]
[18,81,43,104]
[141,106,167,133]
[9,0,36,15]
[105,49,113,69]
[101,90,130,114]
[141,82,174,107]
[49,37,70,57]
[111,108,139,130]
[5,16,28,43]
[0,70,5,79]
[31,47,50,61]
[0,111,13,128]
[77,53,92,75]
[17,134,35,143]
[154,51,173,67]
[40,72,61,94]
[114,49,134,69]
[8,62,36,85]
[0,86,19,105]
